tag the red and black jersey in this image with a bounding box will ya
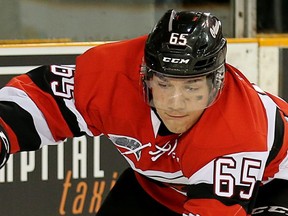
[0,35,288,216]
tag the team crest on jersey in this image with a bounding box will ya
[108,134,151,161]
[183,213,201,216]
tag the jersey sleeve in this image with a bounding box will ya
[254,88,288,182]
[0,65,94,168]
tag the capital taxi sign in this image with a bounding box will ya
[0,44,128,216]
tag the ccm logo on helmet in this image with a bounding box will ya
[163,57,190,64]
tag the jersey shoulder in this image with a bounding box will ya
[74,35,149,135]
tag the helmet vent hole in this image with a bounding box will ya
[167,44,186,50]
[194,57,215,70]
[198,44,208,51]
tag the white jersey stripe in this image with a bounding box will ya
[273,153,288,180]
[124,155,189,184]
[257,92,277,152]
[63,99,93,136]
[0,86,60,147]
[188,151,268,185]
[254,84,287,184]
[254,85,277,152]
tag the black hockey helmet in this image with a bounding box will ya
[142,10,227,111]
[144,9,227,78]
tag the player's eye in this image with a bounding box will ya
[185,85,199,91]
[157,81,171,88]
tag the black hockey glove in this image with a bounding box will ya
[252,179,288,215]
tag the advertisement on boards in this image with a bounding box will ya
[0,46,128,216]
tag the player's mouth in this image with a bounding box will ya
[165,113,189,119]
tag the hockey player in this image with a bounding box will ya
[0,9,288,216]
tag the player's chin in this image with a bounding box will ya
[163,120,192,134]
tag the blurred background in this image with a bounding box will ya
[0,1,288,215]
[0,0,287,42]
[1,0,287,99]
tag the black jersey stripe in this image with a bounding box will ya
[0,101,41,151]
[266,108,284,166]
[27,65,85,137]
[253,178,288,208]
[184,181,261,214]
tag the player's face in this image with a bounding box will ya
[150,74,210,134]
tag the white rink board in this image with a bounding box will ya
[258,47,279,96]
[227,42,259,84]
